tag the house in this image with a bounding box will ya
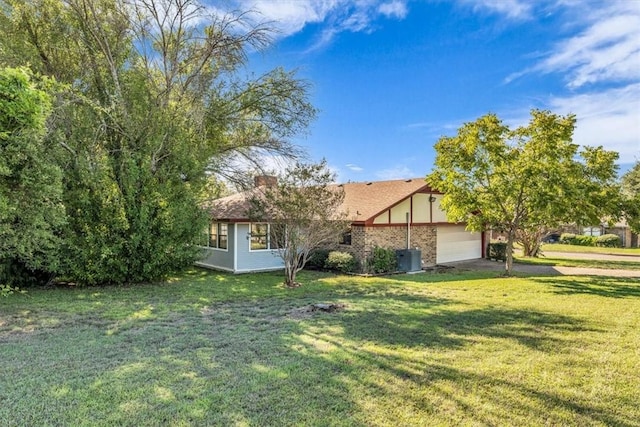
[197,176,485,273]
[568,220,639,248]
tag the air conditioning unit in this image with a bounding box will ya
[396,249,422,272]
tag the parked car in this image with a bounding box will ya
[542,233,560,243]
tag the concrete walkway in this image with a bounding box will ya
[540,250,640,262]
[445,258,640,278]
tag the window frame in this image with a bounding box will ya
[250,223,284,251]
[202,222,229,251]
[218,223,228,249]
[339,226,352,245]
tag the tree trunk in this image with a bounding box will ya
[518,228,544,257]
[284,256,299,287]
[505,229,516,276]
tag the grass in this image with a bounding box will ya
[2,268,640,426]
[542,243,640,256]
[516,256,640,270]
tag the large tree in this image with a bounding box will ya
[247,160,349,287]
[427,110,619,275]
[621,161,640,234]
[0,0,315,284]
[0,67,65,286]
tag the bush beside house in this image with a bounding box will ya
[595,234,621,247]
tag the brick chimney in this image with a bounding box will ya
[254,175,278,188]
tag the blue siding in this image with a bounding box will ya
[195,224,235,271]
[235,223,284,273]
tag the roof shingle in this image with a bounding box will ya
[206,178,437,222]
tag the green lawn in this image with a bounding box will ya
[2,269,639,426]
[516,256,640,270]
[542,243,640,256]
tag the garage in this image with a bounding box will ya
[437,225,482,264]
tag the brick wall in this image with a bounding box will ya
[337,224,437,268]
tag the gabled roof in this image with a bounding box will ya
[206,178,438,223]
[338,178,436,223]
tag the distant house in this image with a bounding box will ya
[570,220,639,248]
[198,177,484,273]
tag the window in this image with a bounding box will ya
[583,226,602,237]
[203,222,228,249]
[218,223,228,249]
[339,227,352,245]
[209,222,217,247]
[250,223,284,250]
[251,223,269,250]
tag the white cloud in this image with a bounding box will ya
[460,0,532,20]
[375,165,416,180]
[538,9,640,88]
[503,1,640,88]
[231,0,338,36]
[346,163,364,172]
[378,0,408,19]
[220,0,409,46]
[500,1,640,164]
[548,84,640,162]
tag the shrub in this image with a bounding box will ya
[596,234,621,247]
[486,242,507,261]
[325,251,356,273]
[559,233,596,246]
[0,259,53,288]
[306,249,330,270]
[366,246,397,274]
[559,233,576,244]
[573,235,597,246]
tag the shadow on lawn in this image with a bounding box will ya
[3,270,635,426]
[3,288,632,427]
[533,276,640,298]
[291,303,632,426]
[315,304,597,352]
[285,299,633,426]
[315,345,637,427]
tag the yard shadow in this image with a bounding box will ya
[312,303,596,352]
[532,276,640,298]
[3,271,634,426]
[286,303,632,426]
[312,347,638,427]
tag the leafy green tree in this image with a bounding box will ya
[1,0,315,284]
[247,160,349,287]
[0,67,64,286]
[427,110,619,276]
[621,162,640,234]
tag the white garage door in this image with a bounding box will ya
[437,225,482,264]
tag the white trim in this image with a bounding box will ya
[248,222,275,252]
[233,223,238,272]
[198,245,228,252]
[194,262,234,273]
[233,266,284,274]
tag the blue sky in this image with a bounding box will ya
[216,0,640,182]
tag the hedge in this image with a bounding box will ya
[325,251,357,273]
[559,233,596,246]
[595,234,621,248]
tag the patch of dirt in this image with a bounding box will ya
[288,303,347,319]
